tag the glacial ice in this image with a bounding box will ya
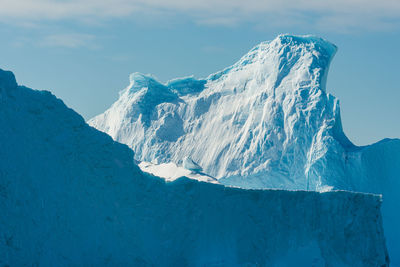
[89,34,346,189]
[138,161,217,183]
[0,68,390,266]
[89,34,400,265]
[183,157,203,172]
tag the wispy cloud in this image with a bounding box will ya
[39,33,97,48]
[0,0,399,32]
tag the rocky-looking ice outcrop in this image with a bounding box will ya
[0,68,390,266]
[89,34,400,265]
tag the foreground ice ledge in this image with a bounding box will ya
[0,68,390,266]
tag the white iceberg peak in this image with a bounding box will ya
[89,34,344,191]
[89,36,400,262]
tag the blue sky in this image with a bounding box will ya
[0,0,399,145]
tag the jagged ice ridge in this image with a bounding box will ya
[89,34,400,265]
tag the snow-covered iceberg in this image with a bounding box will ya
[0,68,390,266]
[89,34,344,190]
[89,34,400,264]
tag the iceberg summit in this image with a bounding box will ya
[0,34,397,266]
[90,34,400,265]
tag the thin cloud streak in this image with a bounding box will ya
[40,33,97,48]
[0,0,399,32]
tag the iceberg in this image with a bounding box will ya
[89,34,400,265]
[0,68,390,266]
[89,34,350,190]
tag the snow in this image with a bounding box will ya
[89,34,342,189]
[89,34,400,265]
[0,68,390,266]
[139,161,217,183]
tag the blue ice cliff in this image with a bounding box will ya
[89,34,400,265]
[0,65,390,265]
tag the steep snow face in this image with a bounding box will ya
[89,34,400,264]
[0,68,390,266]
[90,34,351,191]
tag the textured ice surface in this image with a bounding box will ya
[89,34,400,265]
[0,68,390,266]
[138,161,217,183]
[89,34,349,189]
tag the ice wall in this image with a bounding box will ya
[0,69,389,266]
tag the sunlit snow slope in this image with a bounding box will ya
[0,68,390,266]
[89,34,400,265]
